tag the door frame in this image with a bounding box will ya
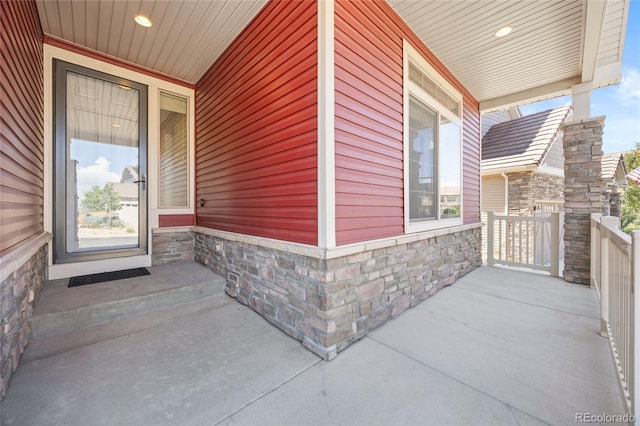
[53,59,149,264]
[44,44,195,280]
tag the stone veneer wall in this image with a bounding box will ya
[0,235,50,398]
[562,117,605,285]
[192,224,481,359]
[531,173,564,204]
[506,171,564,215]
[152,228,195,266]
[507,171,534,214]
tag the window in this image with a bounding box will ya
[403,41,463,232]
[159,92,189,208]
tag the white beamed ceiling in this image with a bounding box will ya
[36,0,628,110]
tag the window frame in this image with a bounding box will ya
[403,41,464,233]
[156,89,194,211]
[158,90,191,209]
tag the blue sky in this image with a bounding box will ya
[520,1,640,154]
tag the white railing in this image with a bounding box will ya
[591,213,640,417]
[486,211,562,277]
[534,200,564,214]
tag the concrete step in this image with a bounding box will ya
[30,261,226,339]
[23,292,234,362]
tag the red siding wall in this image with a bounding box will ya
[195,1,318,245]
[158,215,195,228]
[0,0,44,256]
[334,0,481,245]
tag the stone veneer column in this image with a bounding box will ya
[562,116,605,284]
[609,185,622,218]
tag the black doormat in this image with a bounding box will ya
[68,267,150,288]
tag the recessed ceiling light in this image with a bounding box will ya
[134,14,152,28]
[112,123,121,128]
[495,26,512,37]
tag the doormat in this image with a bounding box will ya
[68,268,150,288]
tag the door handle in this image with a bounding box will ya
[133,175,146,191]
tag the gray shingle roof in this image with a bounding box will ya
[482,105,571,172]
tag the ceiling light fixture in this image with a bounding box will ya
[112,123,121,128]
[134,14,152,28]
[495,26,512,37]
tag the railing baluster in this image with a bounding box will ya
[592,216,634,416]
[633,230,640,415]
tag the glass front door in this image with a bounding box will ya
[54,60,148,263]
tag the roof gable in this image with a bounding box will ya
[482,105,571,172]
[601,152,628,184]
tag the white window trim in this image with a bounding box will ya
[157,89,193,210]
[403,40,463,234]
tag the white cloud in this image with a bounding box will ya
[617,67,640,107]
[76,157,120,197]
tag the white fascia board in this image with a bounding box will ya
[317,0,336,248]
[534,165,565,177]
[479,76,580,113]
[481,164,537,176]
[594,61,623,86]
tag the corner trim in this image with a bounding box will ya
[317,0,336,249]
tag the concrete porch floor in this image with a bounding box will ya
[1,265,625,425]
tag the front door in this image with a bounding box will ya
[53,60,148,263]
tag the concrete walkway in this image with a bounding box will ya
[1,266,625,425]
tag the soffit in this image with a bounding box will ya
[388,0,628,110]
[36,0,627,107]
[35,0,267,84]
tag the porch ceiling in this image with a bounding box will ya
[35,0,267,84]
[389,0,628,111]
[36,0,628,111]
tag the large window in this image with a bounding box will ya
[404,41,463,232]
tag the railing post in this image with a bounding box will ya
[600,216,618,337]
[550,212,561,277]
[591,213,602,290]
[487,211,495,267]
[633,230,640,416]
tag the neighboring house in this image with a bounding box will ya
[602,152,628,189]
[0,0,629,396]
[481,106,572,216]
[109,181,139,232]
[481,107,521,139]
[601,152,628,216]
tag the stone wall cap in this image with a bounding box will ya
[152,226,194,234]
[560,115,606,129]
[185,223,482,260]
[0,232,52,282]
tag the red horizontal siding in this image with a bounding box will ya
[334,0,481,245]
[0,0,44,256]
[195,0,318,245]
[335,0,403,246]
[158,215,195,227]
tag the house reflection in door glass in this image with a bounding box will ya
[65,71,140,252]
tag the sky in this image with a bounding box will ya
[520,0,640,154]
[71,139,138,197]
